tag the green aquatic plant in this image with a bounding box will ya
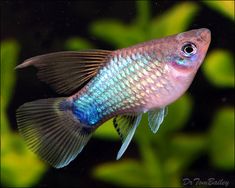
[89,1,198,48]
[202,50,234,88]
[208,107,234,170]
[1,40,47,187]
[203,1,234,21]
[1,40,19,135]
[201,1,234,88]
[65,37,94,51]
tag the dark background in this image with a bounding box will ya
[1,1,234,187]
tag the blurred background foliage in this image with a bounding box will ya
[1,41,47,187]
[1,1,234,187]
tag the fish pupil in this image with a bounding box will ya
[185,46,193,53]
[181,42,197,57]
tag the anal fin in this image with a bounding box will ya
[113,114,142,160]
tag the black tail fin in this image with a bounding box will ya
[16,98,93,168]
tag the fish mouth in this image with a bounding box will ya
[196,28,211,45]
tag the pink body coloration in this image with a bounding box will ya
[15,28,211,168]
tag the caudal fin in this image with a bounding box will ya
[16,98,93,168]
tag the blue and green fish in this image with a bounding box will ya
[16,28,211,168]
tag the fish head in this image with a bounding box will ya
[168,28,211,71]
[153,28,211,107]
[168,28,210,85]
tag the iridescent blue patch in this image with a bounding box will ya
[175,57,186,65]
[72,100,100,126]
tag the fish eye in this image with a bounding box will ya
[181,42,197,57]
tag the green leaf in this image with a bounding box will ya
[93,119,119,140]
[1,40,47,187]
[202,50,234,88]
[64,37,94,50]
[1,40,20,135]
[208,107,234,170]
[166,134,207,174]
[163,134,207,187]
[1,40,19,109]
[1,134,47,187]
[134,1,151,29]
[148,2,199,39]
[135,133,164,186]
[90,20,145,48]
[203,1,234,20]
[92,160,151,187]
[90,2,199,48]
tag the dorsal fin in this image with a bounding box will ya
[148,107,167,133]
[113,114,142,160]
[15,50,112,95]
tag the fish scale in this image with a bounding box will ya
[71,51,168,126]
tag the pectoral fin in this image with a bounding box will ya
[113,114,142,160]
[148,107,167,133]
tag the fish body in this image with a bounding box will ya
[16,28,211,168]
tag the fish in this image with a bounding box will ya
[15,28,211,168]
